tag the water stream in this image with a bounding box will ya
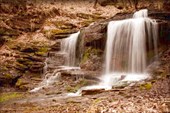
[30,31,80,92]
[30,9,158,96]
[68,9,158,96]
[61,31,80,66]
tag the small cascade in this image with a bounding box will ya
[61,31,80,66]
[30,72,61,92]
[30,32,80,93]
[133,9,148,18]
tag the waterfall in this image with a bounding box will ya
[61,31,80,66]
[67,9,158,96]
[30,32,80,93]
[105,9,158,74]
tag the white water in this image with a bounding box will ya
[67,9,158,96]
[30,72,61,92]
[30,66,80,93]
[105,10,157,74]
[61,31,80,66]
[133,9,148,18]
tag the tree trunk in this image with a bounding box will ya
[94,0,98,8]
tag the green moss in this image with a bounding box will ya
[140,82,152,90]
[4,73,13,79]
[17,59,33,66]
[66,85,78,93]
[81,47,101,64]
[80,20,95,27]
[0,92,22,103]
[53,21,73,29]
[44,29,76,39]
[66,79,88,93]
[35,51,46,56]
[93,98,101,104]
[38,47,49,53]
[35,47,49,56]
[16,62,28,70]
[1,66,8,71]
[16,79,22,87]
[79,79,88,86]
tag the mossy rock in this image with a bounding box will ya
[66,79,88,93]
[81,47,102,64]
[21,47,39,53]
[16,58,33,67]
[140,82,152,90]
[79,20,95,27]
[15,62,29,71]
[53,21,76,29]
[0,92,23,103]
[15,78,29,90]
[4,73,13,79]
[44,29,77,40]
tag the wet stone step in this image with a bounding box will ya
[48,52,67,57]
[50,41,61,51]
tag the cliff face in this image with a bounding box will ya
[79,11,170,71]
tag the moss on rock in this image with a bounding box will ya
[0,92,23,103]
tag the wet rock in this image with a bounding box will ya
[15,62,29,71]
[15,78,29,91]
[23,55,45,62]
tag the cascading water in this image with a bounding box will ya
[61,31,80,66]
[102,9,158,88]
[30,31,80,92]
[68,9,158,96]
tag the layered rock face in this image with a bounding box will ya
[79,11,170,71]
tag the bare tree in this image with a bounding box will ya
[94,0,98,8]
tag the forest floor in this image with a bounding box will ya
[0,0,170,113]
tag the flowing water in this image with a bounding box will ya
[30,32,80,92]
[68,9,158,96]
[105,10,157,74]
[31,9,158,95]
[61,31,80,66]
[103,9,158,88]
